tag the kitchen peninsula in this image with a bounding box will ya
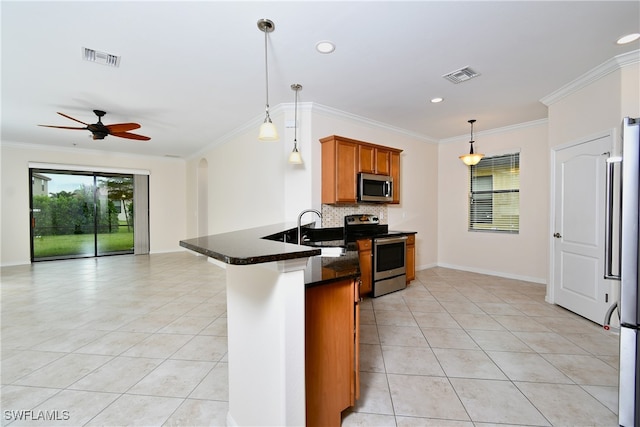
[180,223,361,427]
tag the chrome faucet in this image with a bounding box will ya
[297,209,322,244]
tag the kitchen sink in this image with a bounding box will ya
[262,226,346,257]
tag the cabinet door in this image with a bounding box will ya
[358,145,375,174]
[356,239,372,295]
[336,140,358,203]
[376,148,391,176]
[390,151,401,204]
[406,234,415,283]
[353,279,360,403]
[305,278,355,427]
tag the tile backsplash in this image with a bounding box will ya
[321,204,388,227]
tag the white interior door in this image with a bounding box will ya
[552,134,611,324]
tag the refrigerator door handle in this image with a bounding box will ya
[604,154,622,280]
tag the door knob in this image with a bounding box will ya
[553,232,562,238]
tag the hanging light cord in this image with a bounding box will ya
[293,87,298,145]
[469,120,475,154]
[264,26,270,119]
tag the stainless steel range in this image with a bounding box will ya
[344,214,407,297]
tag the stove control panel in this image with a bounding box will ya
[345,214,380,226]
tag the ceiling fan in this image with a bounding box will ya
[39,110,150,141]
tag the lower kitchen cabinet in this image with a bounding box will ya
[406,234,415,283]
[356,239,372,294]
[305,278,360,427]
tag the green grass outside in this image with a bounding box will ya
[33,226,134,258]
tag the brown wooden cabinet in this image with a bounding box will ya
[406,234,416,283]
[321,136,358,204]
[356,239,372,294]
[390,151,401,204]
[375,148,391,176]
[358,144,375,174]
[320,135,402,205]
[305,278,360,427]
[359,145,390,175]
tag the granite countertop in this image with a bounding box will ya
[179,223,415,287]
[179,222,360,287]
[180,222,320,265]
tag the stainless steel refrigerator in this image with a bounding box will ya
[605,117,639,426]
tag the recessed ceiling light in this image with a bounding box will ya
[316,41,335,54]
[617,33,640,45]
[430,97,444,103]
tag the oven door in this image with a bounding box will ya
[373,236,407,297]
[373,236,407,280]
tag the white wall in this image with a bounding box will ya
[437,121,549,283]
[1,143,186,266]
[185,108,290,237]
[544,61,639,297]
[548,70,623,149]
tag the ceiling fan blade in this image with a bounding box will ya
[110,131,151,141]
[57,112,89,126]
[106,123,141,133]
[38,124,87,130]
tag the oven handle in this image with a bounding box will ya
[374,235,407,245]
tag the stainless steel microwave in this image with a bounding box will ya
[358,173,393,203]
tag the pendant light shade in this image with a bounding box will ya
[258,19,278,141]
[259,120,278,141]
[288,84,303,164]
[459,119,484,166]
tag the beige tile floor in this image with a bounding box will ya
[1,252,620,426]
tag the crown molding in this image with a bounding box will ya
[188,103,292,160]
[439,118,548,144]
[310,103,438,144]
[540,49,640,106]
[187,102,438,160]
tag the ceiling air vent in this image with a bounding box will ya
[82,47,121,67]
[442,66,479,84]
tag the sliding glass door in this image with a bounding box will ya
[30,169,135,261]
[96,174,134,256]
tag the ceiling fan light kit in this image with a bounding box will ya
[257,18,278,141]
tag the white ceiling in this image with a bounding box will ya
[2,1,639,158]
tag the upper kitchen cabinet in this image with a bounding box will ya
[320,135,402,205]
[390,150,400,204]
[359,144,391,175]
[321,136,358,204]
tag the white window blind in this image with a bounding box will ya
[469,153,520,233]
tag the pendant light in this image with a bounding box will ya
[288,84,303,164]
[257,19,278,141]
[459,119,484,166]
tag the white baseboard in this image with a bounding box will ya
[429,262,547,285]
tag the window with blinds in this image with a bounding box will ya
[469,152,520,233]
